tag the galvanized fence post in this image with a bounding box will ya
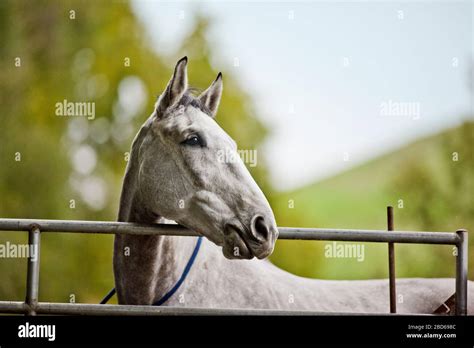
[455,229,468,316]
[25,225,41,316]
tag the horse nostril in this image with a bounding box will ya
[251,215,270,242]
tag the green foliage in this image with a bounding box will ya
[0,0,269,302]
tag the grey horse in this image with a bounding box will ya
[113,57,473,313]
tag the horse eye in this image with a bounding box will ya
[182,135,203,147]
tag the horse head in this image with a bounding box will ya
[133,57,278,259]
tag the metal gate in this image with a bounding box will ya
[0,217,468,315]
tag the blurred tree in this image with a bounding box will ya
[0,0,272,302]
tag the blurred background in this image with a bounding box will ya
[0,0,472,303]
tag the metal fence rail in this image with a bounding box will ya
[0,218,468,316]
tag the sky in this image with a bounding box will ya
[132,0,472,191]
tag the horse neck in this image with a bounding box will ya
[113,130,196,305]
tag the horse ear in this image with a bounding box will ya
[198,73,223,118]
[155,56,188,117]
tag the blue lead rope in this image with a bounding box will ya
[100,236,203,306]
[153,236,202,306]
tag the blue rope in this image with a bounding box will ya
[153,236,202,306]
[99,287,116,304]
[100,236,203,306]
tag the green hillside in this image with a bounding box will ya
[270,121,474,281]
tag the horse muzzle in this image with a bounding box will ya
[223,214,278,260]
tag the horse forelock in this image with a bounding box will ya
[156,88,212,118]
